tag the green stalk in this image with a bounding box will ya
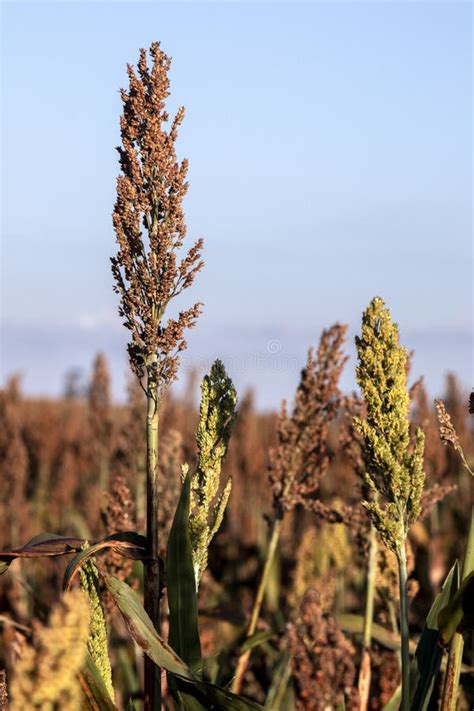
[362,524,378,650]
[359,523,377,710]
[232,516,283,694]
[441,506,474,710]
[144,371,161,710]
[387,599,401,670]
[397,544,410,710]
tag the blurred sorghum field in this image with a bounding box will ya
[0,358,472,709]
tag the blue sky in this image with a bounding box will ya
[1,1,472,408]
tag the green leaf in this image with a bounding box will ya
[409,562,459,710]
[438,506,474,647]
[240,630,276,653]
[104,575,265,710]
[439,507,474,710]
[0,561,10,576]
[438,572,474,647]
[173,674,267,710]
[63,532,147,591]
[336,613,417,653]
[176,690,208,711]
[265,651,293,710]
[461,506,474,580]
[103,574,195,679]
[382,686,401,711]
[80,653,118,710]
[167,473,202,674]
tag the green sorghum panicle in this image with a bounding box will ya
[80,557,114,700]
[188,359,237,584]
[354,296,425,553]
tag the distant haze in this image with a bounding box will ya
[1,2,472,409]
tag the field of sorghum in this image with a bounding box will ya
[0,42,472,711]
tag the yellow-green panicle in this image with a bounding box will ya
[79,557,114,700]
[11,589,90,710]
[188,360,237,585]
[354,297,425,553]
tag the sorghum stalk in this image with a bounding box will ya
[358,523,377,710]
[111,42,203,709]
[362,525,377,650]
[354,297,425,711]
[144,370,160,707]
[397,542,410,709]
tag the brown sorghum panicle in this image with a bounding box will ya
[269,324,348,517]
[287,588,359,711]
[111,42,203,389]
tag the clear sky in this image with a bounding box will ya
[1,1,472,408]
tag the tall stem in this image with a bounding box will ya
[359,524,377,710]
[144,374,161,710]
[362,524,377,649]
[397,544,410,710]
[232,517,283,694]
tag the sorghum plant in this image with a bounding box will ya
[233,323,348,693]
[354,296,425,709]
[435,398,473,477]
[188,359,237,586]
[111,41,203,707]
[286,588,359,710]
[435,398,473,710]
[10,590,90,710]
[79,557,114,699]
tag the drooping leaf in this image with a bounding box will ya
[167,473,202,674]
[104,575,266,710]
[79,653,118,710]
[63,532,147,591]
[103,574,194,678]
[0,533,86,575]
[103,574,264,711]
[0,531,147,581]
[409,562,459,710]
